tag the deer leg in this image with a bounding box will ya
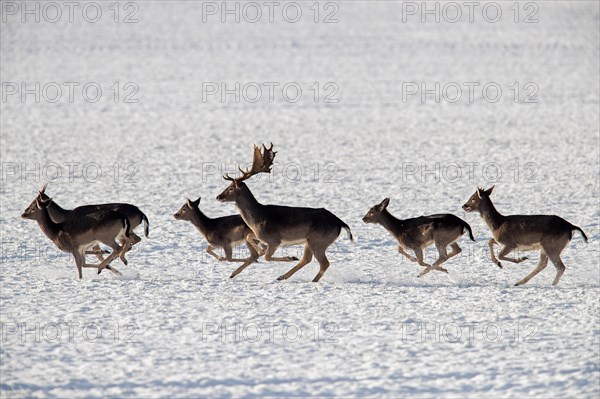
[515,253,548,286]
[77,248,121,275]
[421,242,462,275]
[432,243,450,267]
[72,251,84,279]
[418,245,449,277]
[128,232,142,248]
[85,246,108,255]
[86,245,107,262]
[489,239,502,268]
[278,244,313,281]
[117,239,129,265]
[264,243,299,262]
[81,264,122,275]
[547,253,566,286]
[229,257,256,278]
[447,243,462,260]
[82,250,123,276]
[398,246,417,262]
[246,233,266,256]
[244,239,261,262]
[120,232,141,256]
[498,245,528,265]
[413,248,431,268]
[206,245,224,261]
[258,243,267,255]
[223,244,252,263]
[311,246,330,283]
[96,242,123,274]
[229,242,279,278]
[97,251,120,274]
[113,230,133,264]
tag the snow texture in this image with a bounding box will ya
[1,1,599,398]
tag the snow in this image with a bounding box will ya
[1,1,599,397]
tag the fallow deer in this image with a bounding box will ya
[174,196,264,265]
[363,198,475,277]
[37,183,149,259]
[216,143,353,282]
[21,196,130,278]
[463,186,588,286]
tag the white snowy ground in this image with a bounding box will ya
[1,1,599,398]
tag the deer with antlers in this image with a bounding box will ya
[463,186,588,286]
[216,143,353,282]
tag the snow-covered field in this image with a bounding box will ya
[1,1,599,397]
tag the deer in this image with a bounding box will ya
[363,198,475,277]
[462,186,588,286]
[21,196,131,279]
[37,183,149,260]
[174,196,265,265]
[216,143,353,282]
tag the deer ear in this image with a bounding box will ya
[186,197,193,208]
[380,198,390,209]
[193,197,201,206]
[36,197,52,209]
[485,186,495,196]
[476,188,483,199]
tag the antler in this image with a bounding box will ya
[223,143,276,182]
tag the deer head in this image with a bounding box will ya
[362,198,390,224]
[22,196,52,220]
[174,197,201,220]
[22,184,51,219]
[463,186,494,213]
[216,143,276,203]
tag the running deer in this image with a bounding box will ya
[363,198,475,277]
[21,196,130,278]
[216,143,353,282]
[174,196,264,264]
[462,186,588,286]
[37,183,149,258]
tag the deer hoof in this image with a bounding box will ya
[496,262,503,269]
[520,257,529,262]
[277,275,286,281]
[290,256,299,261]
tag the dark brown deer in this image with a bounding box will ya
[21,196,130,278]
[174,196,264,265]
[363,198,475,277]
[463,186,588,286]
[216,143,353,282]
[37,183,149,258]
